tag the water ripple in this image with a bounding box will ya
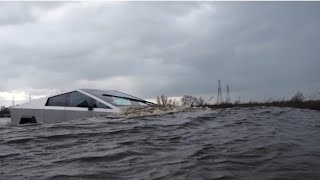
[1,107,320,180]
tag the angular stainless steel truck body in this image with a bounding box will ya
[11,89,151,125]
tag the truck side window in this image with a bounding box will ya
[69,91,91,108]
[68,91,111,109]
[45,93,68,106]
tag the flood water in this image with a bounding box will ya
[1,107,320,180]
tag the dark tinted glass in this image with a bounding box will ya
[46,93,68,106]
[68,91,111,109]
[69,91,91,108]
[100,95,148,107]
[92,100,111,109]
[80,89,149,107]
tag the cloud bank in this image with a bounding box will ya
[1,2,320,106]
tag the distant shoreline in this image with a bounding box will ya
[203,99,320,111]
[159,91,320,111]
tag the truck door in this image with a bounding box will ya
[44,93,68,124]
[64,91,93,122]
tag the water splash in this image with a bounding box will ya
[121,106,212,118]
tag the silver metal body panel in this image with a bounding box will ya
[10,89,140,125]
[11,108,45,124]
[44,106,65,124]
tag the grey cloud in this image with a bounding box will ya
[0,2,320,105]
[0,2,66,26]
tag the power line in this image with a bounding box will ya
[206,96,213,104]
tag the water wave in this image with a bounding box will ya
[1,107,320,180]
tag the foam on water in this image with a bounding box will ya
[121,106,212,118]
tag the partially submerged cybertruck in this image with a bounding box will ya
[11,89,153,125]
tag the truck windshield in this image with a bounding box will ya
[101,94,149,107]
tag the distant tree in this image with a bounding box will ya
[156,96,161,105]
[194,97,204,106]
[290,91,304,103]
[157,94,167,105]
[0,106,10,117]
[181,95,192,106]
[156,95,178,106]
[167,98,179,106]
[181,95,205,106]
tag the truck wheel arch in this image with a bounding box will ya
[19,116,37,124]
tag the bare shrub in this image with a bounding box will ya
[156,94,179,106]
[181,95,205,106]
[290,91,304,103]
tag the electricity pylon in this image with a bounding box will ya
[217,80,223,104]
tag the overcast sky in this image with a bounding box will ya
[1,2,320,106]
